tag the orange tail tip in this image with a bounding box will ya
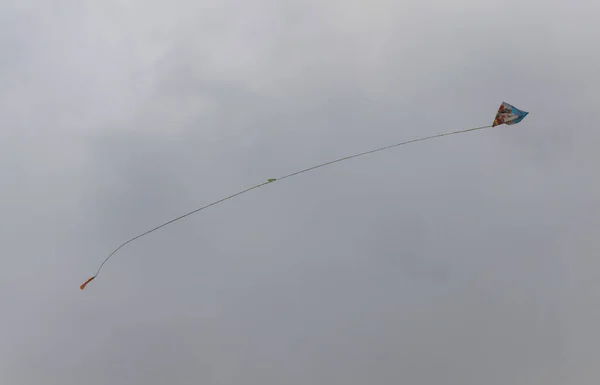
[80,276,96,290]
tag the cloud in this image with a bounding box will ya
[1,0,598,384]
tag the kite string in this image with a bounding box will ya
[86,124,493,283]
[276,125,491,181]
[93,181,271,278]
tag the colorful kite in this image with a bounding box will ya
[492,102,529,127]
[80,102,529,290]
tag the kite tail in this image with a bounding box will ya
[80,276,96,290]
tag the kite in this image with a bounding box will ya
[80,102,529,290]
[493,102,529,127]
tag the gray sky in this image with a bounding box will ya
[1,0,599,384]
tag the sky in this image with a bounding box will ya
[1,0,599,384]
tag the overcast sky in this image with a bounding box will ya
[1,0,599,384]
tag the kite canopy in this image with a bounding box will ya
[493,102,529,127]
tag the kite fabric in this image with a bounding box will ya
[493,102,529,127]
[80,102,529,290]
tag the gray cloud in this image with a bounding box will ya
[1,0,598,384]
